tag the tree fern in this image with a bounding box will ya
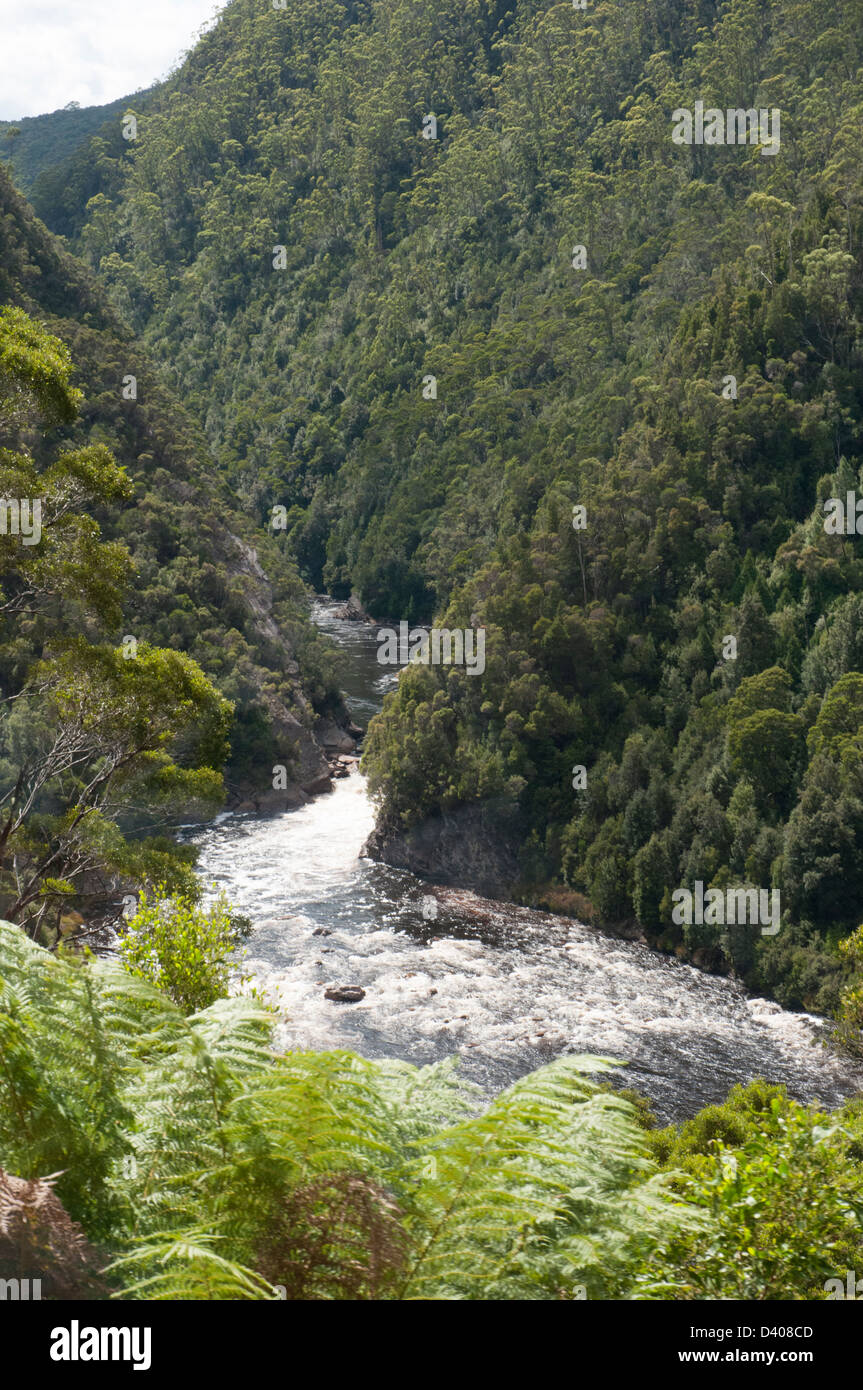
[0,925,134,1237]
[107,1233,278,1301]
[0,922,706,1299]
[392,1058,707,1300]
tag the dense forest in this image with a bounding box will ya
[0,93,148,196]
[23,0,863,1015]
[1,0,863,1307]
[0,162,347,936]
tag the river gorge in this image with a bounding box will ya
[186,599,863,1124]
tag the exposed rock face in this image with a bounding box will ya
[316,718,356,754]
[228,698,334,810]
[231,783,325,814]
[332,593,374,623]
[224,537,356,808]
[363,800,525,900]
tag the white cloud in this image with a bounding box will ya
[0,0,226,120]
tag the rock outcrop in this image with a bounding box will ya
[363,799,526,901]
[224,536,358,810]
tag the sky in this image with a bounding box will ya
[0,1,225,120]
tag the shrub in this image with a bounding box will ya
[835,923,863,1057]
[642,1100,863,1300]
[118,887,238,1013]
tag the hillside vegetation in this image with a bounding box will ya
[0,94,146,194]
[24,0,863,1012]
[0,164,346,932]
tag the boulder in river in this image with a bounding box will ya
[332,594,374,623]
[316,718,357,753]
[324,986,366,1004]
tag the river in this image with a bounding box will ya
[186,598,863,1123]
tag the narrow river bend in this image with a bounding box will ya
[187,599,863,1123]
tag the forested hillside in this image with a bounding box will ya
[0,160,343,859]
[0,93,145,194]
[31,0,863,1014]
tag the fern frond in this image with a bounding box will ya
[107,1231,278,1301]
[394,1056,702,1300]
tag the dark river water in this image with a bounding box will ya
[186,598,863,1123]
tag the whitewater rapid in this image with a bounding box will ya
[187,600,863,1122]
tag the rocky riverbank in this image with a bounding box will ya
[363,799,527,901]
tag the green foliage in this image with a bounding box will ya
[807,672,863,760]
[0,634,232,930]
[0,167,343,825]
[0,922,703,1300]
[13,0,863,1008]
[836,922,863,1058]
[725,667,793,723]
[0,921,138,1238]
[647,1079,794,1171]
[396,1057,703,1300]
[118,888,239,1014]
[0,305,80,426]
[0,306,243,929]
[3,0,862,1304]
[0,93,143,195]
[727,709,803,803]
[642,1100,863,1300]
[4,921,862,1302]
